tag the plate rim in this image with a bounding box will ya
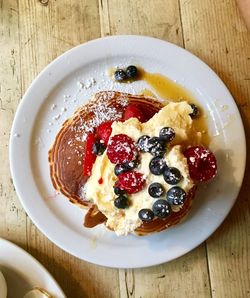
[0,238,66,296]
[9,35,246,268]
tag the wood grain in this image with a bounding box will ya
[17,1,119,297]
[102,1,211,297]
[133,245,210,298]
[180,0,250,297]
[107,0,183,46]
[1,0,250,297]
[0,0,27,246]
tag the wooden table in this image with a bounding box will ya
[1,1,249,297]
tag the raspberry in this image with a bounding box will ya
[107,134,138,164]
[82,133,97,176]
[118,171,146,194]
[123,104,145,122]
[96,121,113,145]
[184,146,217,182]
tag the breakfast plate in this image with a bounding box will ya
[9,35,246,268]
[0,238,65,297]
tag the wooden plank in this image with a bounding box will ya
[18,1,120,297]
[180,0,250,297]
[0,0,27,246]
[133,245,211,298]
[101,1,211,297]
[5,0,249,297]
[119,245,211,298]
[107,0,184,46]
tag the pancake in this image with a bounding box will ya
[49,91,197,235]
[49,91,163,207]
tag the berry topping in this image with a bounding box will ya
[189,104,199,118]
[138,209,155,222]
[124,159,139,170]
[114,159,139,176]
[184,146,217,182]
[98,177,103,184]
[149,156,166,175]
[107,134,138,164]
[113,186,126,196]
[148,182,165,198]
[126,65,138,79]
[163,167,182,185]
[96,121,113,145]
[114,195,129,209]
[166,186,186,205]
[152,200,172,218]
[83,133,97,176]
[118,171,146,194]
[92,140,106,156]
[148,137,166,156]
[114,69,127,81]
[159,127,175,142]
[123,104,145,122]
[114,163,128,176]
[137,135,150,152]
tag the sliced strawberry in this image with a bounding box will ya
[123,104,145,122]
[107,134,138,164]
[184,146,217,182]
[83,133,97,177]
[96,121,113,145]
[118,171,146,194]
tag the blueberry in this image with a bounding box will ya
[138,209,155,222]
[149,156,166,175]
[126,65,138,79]
[114,163,128,176]
[124,159,139,170]
[137,135,150,152]
[148,183,165,198]
[113,186,126,196]
[114,195,129,209]
[166,186,186,205]
[163,167,182,185]
[148,137,166,156]
[114,69,127,81]
[159,127,175,142]
[152,199,171,218]
[92,141,106,156]
[189,104,199,118]
[147,137,160,149]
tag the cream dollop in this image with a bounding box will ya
[85,101,200,235]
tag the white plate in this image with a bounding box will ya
[9,35,246,268]
[0,238,65,297]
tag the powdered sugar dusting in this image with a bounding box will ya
[79,93,128,141]
[77,77,96,90]
[60,92,129,146]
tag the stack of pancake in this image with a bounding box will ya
[49,91,195,236]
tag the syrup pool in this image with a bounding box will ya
[139,68,210,147]
[109,67,210,147]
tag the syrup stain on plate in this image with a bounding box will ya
[109,66,210,146]
[141,69,210,147]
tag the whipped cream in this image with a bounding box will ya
[85,101,200,235]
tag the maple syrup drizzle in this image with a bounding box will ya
[139,68,210,147]
[109,66,210,146]
[139,69,192,102]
